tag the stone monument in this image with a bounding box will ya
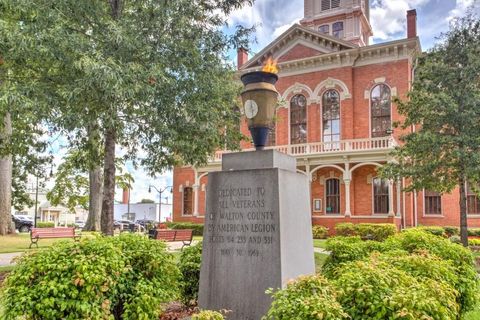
[198,65,315,320]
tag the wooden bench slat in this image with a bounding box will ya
[29,227,80,248]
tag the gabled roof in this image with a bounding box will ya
[241,24,357,70]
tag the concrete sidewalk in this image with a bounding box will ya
[0,241,200,267]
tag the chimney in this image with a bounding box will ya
[237,47,248,70]
[122,188,129,204]
[407,9,417,38]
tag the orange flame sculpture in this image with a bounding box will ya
[262,57,278,74]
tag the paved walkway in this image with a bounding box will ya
[0,252,23,267]
[314,247,330,254]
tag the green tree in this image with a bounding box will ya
[1,0,252,235]
[382,12,480,246]
[139,199,154,204]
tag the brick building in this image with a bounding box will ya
[172,0,480,231]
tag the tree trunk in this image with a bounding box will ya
[0,113,13,235]
[101,127,116,236]
[85,167,103,231]
[459,176,469,247]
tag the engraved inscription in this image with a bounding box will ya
[207,186,276,258]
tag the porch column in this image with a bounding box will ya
[344,179,351,217]
[396,179,402,217]
[344,160,351,217]
[193,168,200,216]
[388,180,395,216]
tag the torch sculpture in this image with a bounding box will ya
[240,58,279,150]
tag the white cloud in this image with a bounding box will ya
[371,0,429,41]
[447,0,478,21]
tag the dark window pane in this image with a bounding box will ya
[467,183,480,214]
[332,22,344,38]
[373,178,389,214]
[325,178,340,214]
[319,25,329,34]
[371,84,391,137]
[425,190,442,215]
[290,94,307,144]
[183,187,193,215]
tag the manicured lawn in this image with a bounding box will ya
[0,265,15,272]
[464,308,480,320]
[313,239,328,249]
[314,252,328,273]
[0,233,78,253]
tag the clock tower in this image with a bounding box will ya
[300,0,373,46]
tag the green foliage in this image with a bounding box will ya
[415,226,446,237]
[179,241,202,305]
[450,235,461,244]
[468,238,480,246]
[264,275,348,320]
[36,222,55,228]
[468,228,480,236]
[444,226,460,237]
[334,223,397,241]
[324,229,479,315]
[0,234,180,319]
[167,222,204,236]
[334,256,459,320]
[379,12,480,245]
[192,310,225,320]
[312,225,329,239]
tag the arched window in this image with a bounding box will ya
[371,84,391,137]
[322,90,340,148]
[290,94,307,144]
[424,190,442,215]
[325,178,340,214]
[373,178,389,214]
[183,187,193,215]
[332,21,344,38]
[467,183,480,214]
[318,25,329,34]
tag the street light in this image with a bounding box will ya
[34,165,54,228]
[148,185,172,222]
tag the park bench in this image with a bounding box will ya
[155,229,193,249]
[30,227,81,249]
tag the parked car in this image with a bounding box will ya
[12,215,33,233]
[75,220,85,229]
[114,220,137,232]
[136,219,156,230]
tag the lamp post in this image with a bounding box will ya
[34,165,53,228]
[148,185,172,222]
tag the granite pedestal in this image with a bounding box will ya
[198,150,315,320]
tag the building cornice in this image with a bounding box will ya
[240,37,421,77]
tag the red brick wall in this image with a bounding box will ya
[277,44,323,63]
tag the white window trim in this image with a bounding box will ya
[422,189,444,217]
[371,177,389,215]
[368,83,393,139]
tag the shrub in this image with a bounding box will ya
[36,221,55,228]
[444,226,460,237]
[449,235,461,244]
[192,310,225,320]
[469,238,480,246]
[264,275,348,320]
[415,226,446,237]
[468,228,480,236]
[166,222,204,236]
[312,225,329,239]
[333,257,459,320]
[1,234,180,319]
[179,241,202,305]
[334,223,396,241]
[334,223,356,236]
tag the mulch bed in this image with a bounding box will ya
[159,302,196,320]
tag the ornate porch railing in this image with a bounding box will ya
[211,137,397,163]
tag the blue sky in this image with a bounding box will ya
[46,0,478,205]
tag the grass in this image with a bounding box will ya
[314,252,329,273]
[0,265,15,272]
[0,233,79,254]
[313,239,328,249]
[464,308,480,320]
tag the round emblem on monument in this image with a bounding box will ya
[244,100,258,119]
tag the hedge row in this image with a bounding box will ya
[335,223,397,241]
[35,222,55,228]
[322,229,479,316]
[166,222,204,236]
[312,225,329,239]
[1,234,180,319]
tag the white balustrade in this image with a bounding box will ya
[211,137,396,163]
